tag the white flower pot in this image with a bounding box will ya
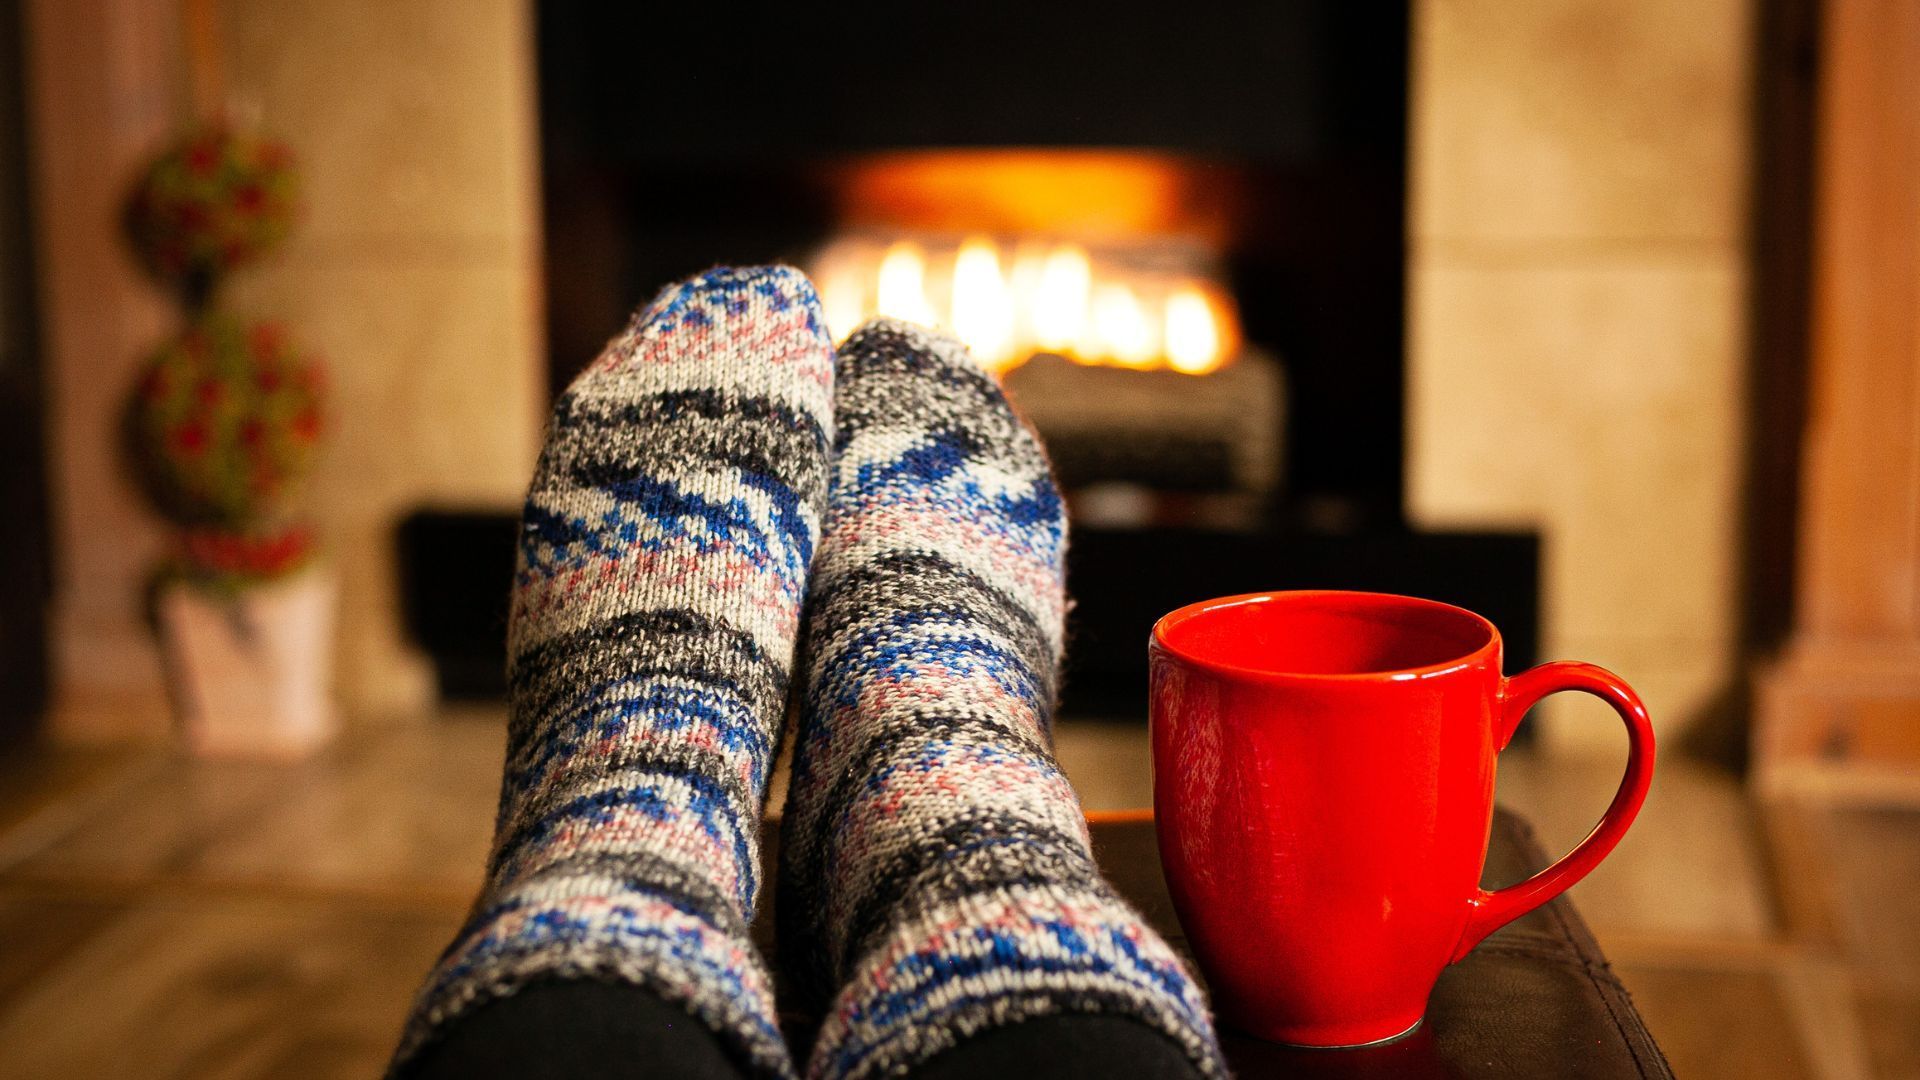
[157,566,339,758]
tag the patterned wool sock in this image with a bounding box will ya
[778,319,1225,1080]
[390,266,834,1079]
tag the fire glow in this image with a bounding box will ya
[811,236,1240,376]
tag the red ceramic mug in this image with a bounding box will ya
[1148,590,1655,1048]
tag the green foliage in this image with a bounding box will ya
[124,124,299,301]
[127,313,325,581]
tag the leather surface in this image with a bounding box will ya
[756,808,1675,1078]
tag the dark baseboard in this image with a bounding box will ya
[396,511,1539,727]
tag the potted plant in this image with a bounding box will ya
[122,124,337,757]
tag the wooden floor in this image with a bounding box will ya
[0,711,1912,1079]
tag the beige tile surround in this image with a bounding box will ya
[217,0,546,719]
[1410,0,1754,751]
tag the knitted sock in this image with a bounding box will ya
[778,319,1225,1080]
[390,266,834,1079]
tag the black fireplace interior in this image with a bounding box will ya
[400,2,1540,716]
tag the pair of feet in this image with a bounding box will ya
[391,268,1223,1079]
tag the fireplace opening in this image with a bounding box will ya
[809,150,1245,378]
[418,0,1543,716]
[537,3,1413,527]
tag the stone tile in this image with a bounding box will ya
[220,0,537,245]
[1857,986,1920,1080]
[0,892,458,1080]
[1053,719,1154,811]
[0,885,133,1011]
[1413,0,1751,244]
[1822,807,1920,989]
[11,756,294,882]
[324,521,442,720]
[195,718,501,901]
[1549,412,1742,648]
[225,255,542,716]
[1533,638,1737,753]
[226,257,542,510]
[1609,960,1812,1080]
[1755,801,1920,1078]
[1408,254,1741,514]
[1408,254,1745,743]
[1494,751,1776,940]
[10,721,501,902]
[1408,254,1743,524]
[0,746,142,862]
[1774,951,1881,1080]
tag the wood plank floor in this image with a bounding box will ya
[0,711,1912,1079]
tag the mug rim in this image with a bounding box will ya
[1149,589,1502,684]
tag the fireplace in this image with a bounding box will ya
[538,4,1414,522]
[400,2,1540,714]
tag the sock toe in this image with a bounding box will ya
[639,265,825,332]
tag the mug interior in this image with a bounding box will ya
[1154,591,1497,679]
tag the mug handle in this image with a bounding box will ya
[1449,661,1657,963]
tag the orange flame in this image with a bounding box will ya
[951,236,1016,372]
[1091,283,1157,368]
[1032,244,1092,353]
[1164,286,1228,375]
[875,241,935,326]
[813,235,1238,375]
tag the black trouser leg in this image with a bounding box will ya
[403,979,752,1080]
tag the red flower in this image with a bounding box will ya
[234,183,266,214]
[249,323,284,358]
[185,138,221,177]
[291,409,321,442]
[249,468,279,500]
[173,421,208,454]
[195,377,222,407]
[182,526,311,579]
[239,419,264,447]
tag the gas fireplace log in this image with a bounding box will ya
[1002,349,1285,494]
